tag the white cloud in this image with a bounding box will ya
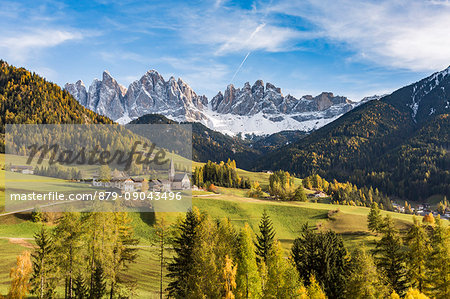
[0,29,83,62]
[174,3,301,55]
[270,0,450,72]
[160,56,230,95]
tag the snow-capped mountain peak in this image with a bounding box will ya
[66,71,367,135]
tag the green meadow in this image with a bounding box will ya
[0,157,422,297]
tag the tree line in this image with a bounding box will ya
[268,170,307,201]
[6,206,449,298]
[165,207,446,298]
[192,160,251,189]
[34,165,82,181]
[302,174,393,210]
[5,211,139,298]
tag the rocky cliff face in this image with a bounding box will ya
[64,80,88,107]
[210,81,353,116]
[65,70,208,124]
[66,71,365,135]
[124,71,207,122]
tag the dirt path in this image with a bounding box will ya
[1,237,35,248]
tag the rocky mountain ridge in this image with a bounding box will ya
[66,70,366,135]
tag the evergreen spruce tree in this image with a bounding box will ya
[373,216,408,296]
[291,224,348,299]
[167,208,202,298]
[90,263,106,299]
[255,210,276,263]
[73,273,88,299]
[30,226,57,299]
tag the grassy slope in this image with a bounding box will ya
[0,158,422,297]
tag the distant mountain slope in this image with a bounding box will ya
[0,61,112,152]
[256,67,450,201]
[129,114,307,168]
[66,70,366,136]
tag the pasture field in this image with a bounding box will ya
[0,156,424,297]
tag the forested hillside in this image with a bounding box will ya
[256,71,450,201]
[0,60,112,152]
[130,113,306,168]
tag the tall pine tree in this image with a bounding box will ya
[373,216,408,296]
[166,208,202,298]
[30,226,57,299]
[255,210,275,263]
[291,224,348,299]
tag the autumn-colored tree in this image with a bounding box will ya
[368,202,383,233]
[235,224,261,299]
[98,165,111,182]
[8,251,32,299]
[404,217,430,292]
[108,212,139,298]
[141,178,149,193]
[53,212,84,299]
[404,288,430,299]
[247,181,263,198]
[269,170,294,200]
[303,177,313,190]
[208,183,218,193]
[223,255,237,299]
[427,215,450,298]
[306,275,326,299]
[154,216,169,299]
[422,213,435,225]
[345,248,387,298]
[389,291,401,299]
[264,241,303,298]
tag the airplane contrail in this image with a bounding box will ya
[230,23,266,83]
[231,52,251,82]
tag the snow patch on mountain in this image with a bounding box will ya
[66,70,372,136]
[407,65,450,121]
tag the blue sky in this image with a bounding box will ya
[1,0,450,100]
